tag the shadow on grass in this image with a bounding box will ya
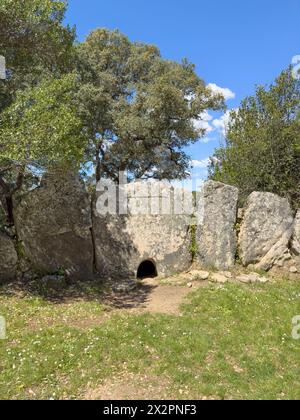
[0,277,157,310]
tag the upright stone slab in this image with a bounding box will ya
[196,181,239,270]
[0,232,18,282]
[291,210,300,256]
[239,192,294,268]
[14,172,94,280]
[92,180,192,279]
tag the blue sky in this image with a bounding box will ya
[65,0,300,181]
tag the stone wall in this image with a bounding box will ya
[1,174,300,283]
[92,179,241,279]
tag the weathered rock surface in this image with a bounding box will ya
[219,271,233,279]
[239,192,294,269]
[291,210,300,256]
[14,172,94,280]
[188,270,210,281]
[255,226,293,271]
[93,181,192,279]
[0,232,18,282]
[236,273,268,284]
[210,273,229,284]
[196,181,239,270]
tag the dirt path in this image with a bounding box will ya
[85,372,174,400]
[21,276,201,333]
[135,278,194,315]
[103,277,204,316]
[83,279,201,400]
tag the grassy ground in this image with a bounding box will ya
[0,278,299,400]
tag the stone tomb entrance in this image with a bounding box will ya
[137,260,158,279]
[93,180,193,279]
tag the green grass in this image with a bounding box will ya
[0,279,300,400]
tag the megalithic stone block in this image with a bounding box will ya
[239,192,294,268]
[92,180,193,279]
[196,181,239,270]
[291,210,300,256]
[14,172,94,281]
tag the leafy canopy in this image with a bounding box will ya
[0,0,77,225]
[0,74,86,168]
[0,0,75,111]
[209,68,300,207]
[76,29,225,181]
[0,14,224,224]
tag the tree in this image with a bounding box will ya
[76,29,225,183]
[209,68,300,207]
[0,0,75,112]
[0,0,76,226]
[0,74,86,224]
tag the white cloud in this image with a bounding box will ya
[191,158,210,169]
[190,83,236,140]
[207,83,235,101]
[200,111,212,122]
[200,136,216,144]
[192,111,214,133]
[212,112,230,136]
[212,109,238,136]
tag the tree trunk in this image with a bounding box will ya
[0,167,25,227]
[5,194,14,226]
[95,156,101,183]
[95,140,103,183]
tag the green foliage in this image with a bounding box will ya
[56,267,66,277]
[0,0,75,111]
[234,222,241,235]
[209,68,300,207]
[0,9,224,222]
[76,28,225,181]
[0,74,86,167]
[0,0,77,225]
[189,224,198,262]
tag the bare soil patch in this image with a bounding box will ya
[84,372,174,400]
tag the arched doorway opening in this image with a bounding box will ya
[137,260,158,279]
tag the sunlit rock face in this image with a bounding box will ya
[291,210,300,256]
[196,181,239,270]
[92,180,193,279]
[239,192,294,270]
[14,172,94,280]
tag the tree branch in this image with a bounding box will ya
[0,175,9,194]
